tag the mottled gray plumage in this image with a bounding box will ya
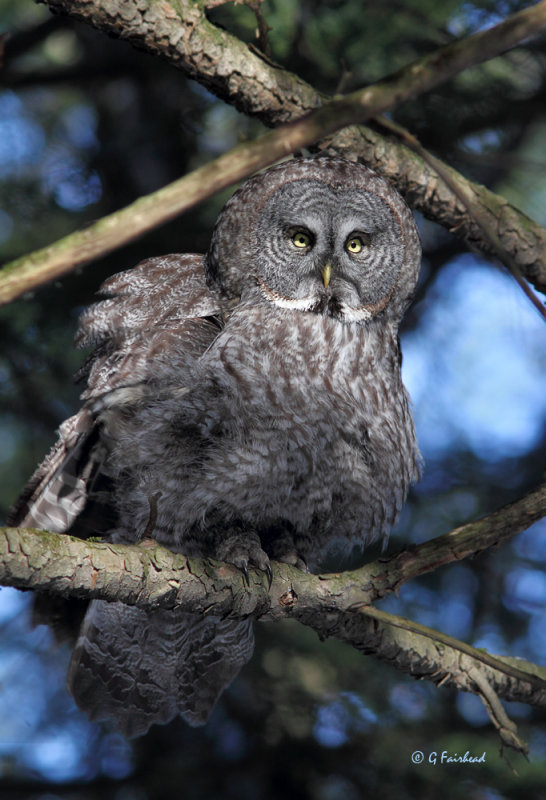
[10,157,422,735]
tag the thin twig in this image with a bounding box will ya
[247,0,272,57]
[364,483,546,598]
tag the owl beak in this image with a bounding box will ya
[322,263,332,289]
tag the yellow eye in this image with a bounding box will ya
[291,230,312,249]
[346,236,364,254]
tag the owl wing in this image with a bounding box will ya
[76,253,225,404]
[8,253,223,538]
[9,255,254,736]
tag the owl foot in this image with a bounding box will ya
[261,524,309,573]
[216,529,273,588]
[276,550,309,573]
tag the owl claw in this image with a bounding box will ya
[240,561,271,588]
[215,528,271,588]
[238,557,273,589]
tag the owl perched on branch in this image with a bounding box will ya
[10,157,422,736]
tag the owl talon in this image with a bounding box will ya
[237,556,272,588]
[276,552,309,572]
[215,528,271,588]
[294,555,309,573]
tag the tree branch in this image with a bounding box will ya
[360,482,546,600]
[301,605,540,757]
[374,116,545,318]
[27,0,546,296]
[0,526,271,618]
[37,0,546,122]
[1,484,543,617]
[3,0,546,303]
[1,483,545,719]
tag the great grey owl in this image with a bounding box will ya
[10,156,422,736]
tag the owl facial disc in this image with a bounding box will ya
[206,157,421,324]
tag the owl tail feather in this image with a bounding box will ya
[68,600,254,737]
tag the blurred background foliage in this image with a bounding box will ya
[0,0,545,797]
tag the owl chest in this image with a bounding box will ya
[192,312,402,529]
[205,311,372,442]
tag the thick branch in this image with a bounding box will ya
[1,483,545,713]
[1,529,545,714]
[38,0,546,121]
[29,0,546,294]
[0,526,271,618]
[1,484,543,617]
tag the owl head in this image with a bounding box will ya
[205,157,421,324]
